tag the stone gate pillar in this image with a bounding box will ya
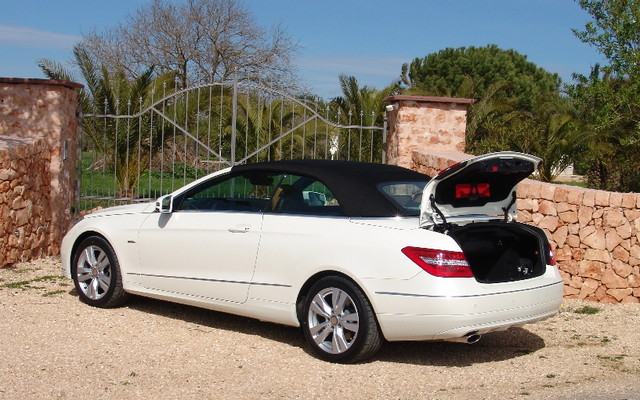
[0,78,83,263]
[384,95,474,169]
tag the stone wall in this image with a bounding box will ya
[411,149,640,304]
[0,78,82,267]
[0,137,54,266]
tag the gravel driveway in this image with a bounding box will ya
[1,257,639,400]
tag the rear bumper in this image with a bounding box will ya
[374,280,564,341]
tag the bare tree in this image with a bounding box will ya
[81,0,299,88]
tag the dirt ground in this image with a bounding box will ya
[1,257,639,400]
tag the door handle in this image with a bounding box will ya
[228,225,251,233]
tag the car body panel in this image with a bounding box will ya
[137,210,263,303]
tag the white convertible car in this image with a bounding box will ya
[61,151,564,362]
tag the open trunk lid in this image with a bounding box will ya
[419,151,541,229]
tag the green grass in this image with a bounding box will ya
[556,181,587,188]
[78,151,208,211]
[43,290,67,297]
[1,275,65,290]
[573,305,601,315]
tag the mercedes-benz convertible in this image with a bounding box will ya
[61,151,563,363]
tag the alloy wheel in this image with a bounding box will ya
[76,244,112,301]
[307,287,360,354]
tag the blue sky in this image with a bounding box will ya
[1,0,606,99]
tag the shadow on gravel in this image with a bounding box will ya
[115,294,545,366]
[377,328,546,366]
[123,294,307,349]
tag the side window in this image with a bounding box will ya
[269,174,342,216]
[379,181,427,214]
[177,172,280,212]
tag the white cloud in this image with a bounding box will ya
[0,24,80,51]
[299,54,408,80]
[296,53,409,98]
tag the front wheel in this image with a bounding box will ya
[301,276,382,363]
[71,236,129,308]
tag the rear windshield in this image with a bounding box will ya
[378,181,428,216]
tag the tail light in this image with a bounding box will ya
[402,247,474,278]
[549,244,556,266]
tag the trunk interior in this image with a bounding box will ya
[448,221,550,283]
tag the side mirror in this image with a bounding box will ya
[156,195,174,213]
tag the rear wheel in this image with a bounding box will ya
[71,236,129,308]
[301,276,382,363]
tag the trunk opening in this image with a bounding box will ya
[448,221,550,283]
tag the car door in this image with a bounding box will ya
[136,171,278,303]
[249,174,346,302]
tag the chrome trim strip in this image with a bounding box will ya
[376,280,564,299]
[133,273,291,288]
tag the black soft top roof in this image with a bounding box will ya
[232,159,430,217]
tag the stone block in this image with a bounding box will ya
[595,191,610,206]
[612,246,630,264]
[564,285,580,297]
[611,259,633,278]
[625,209,640,222]
[578,206,594,228]
[609,192,623,207]
[558,211,578,224]
[555,246,572,261]
[539,184,556,201]
[621,193,637,208]
[582,227,606,250]
[566,234,581,248]
[602,269,628,289]
[584,248,611,263]
[517,198,534,211]
[570,274,584,288]
[578,260,604,279]
[603,210,625,228]
[592,284,607,301]
[599,294,618,304]
[607,288,633,301]
[621,295,639,303]
[538,200,557,216]
[616,223,632,240]
[517,179,541,199]
[578,278,599,299]
[605,230,623,252]
[560,260,580,276]
[553,226,569,248]
[556,202,576,213]
[566,189,584,205]
[538,215,560,233]
[583,191,596,207]
[554,187,570,203]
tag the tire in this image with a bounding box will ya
[301,276,382,363]
[71,236,129,308]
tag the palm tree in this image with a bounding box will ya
[330,75,396,161]
[472,93,591,182]
[39,45,174,197]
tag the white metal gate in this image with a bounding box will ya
[79,78,386,210]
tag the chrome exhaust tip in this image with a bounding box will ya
[465,333,481,344]
[444,332,481,344]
